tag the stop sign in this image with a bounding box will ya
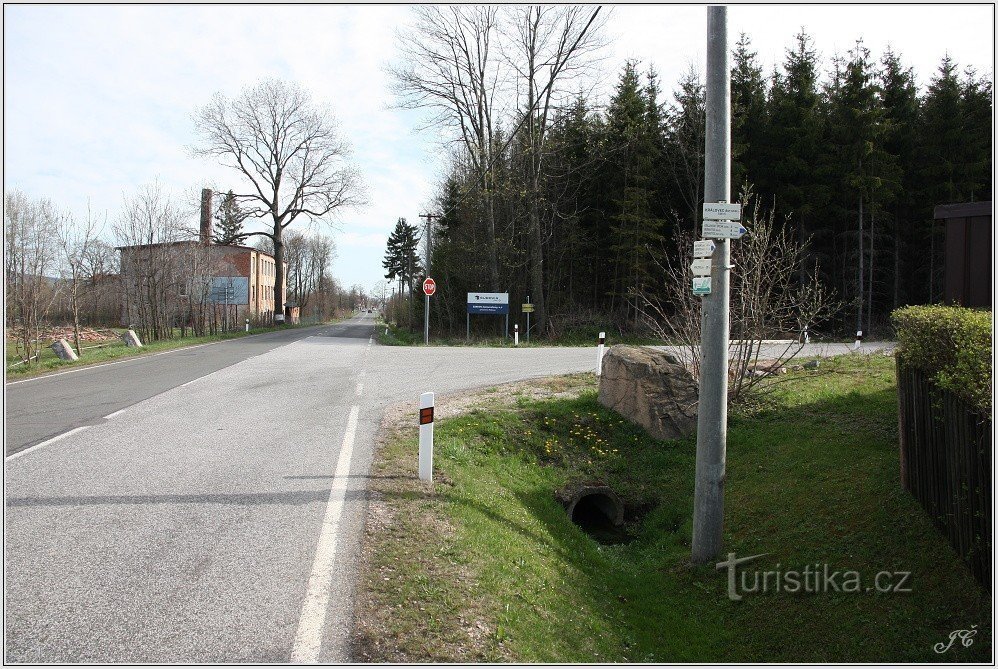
[422,277,437,296]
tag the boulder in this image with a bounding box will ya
[598,345,698,441]
[50,338,78,361]
[121,329,143,347]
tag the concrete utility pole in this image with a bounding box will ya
[692,5,731,565]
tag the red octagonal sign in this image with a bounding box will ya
[422,277,437,296]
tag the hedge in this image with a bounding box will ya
[891,305,993,414]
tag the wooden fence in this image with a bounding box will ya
[897,362,991,590]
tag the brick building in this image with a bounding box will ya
[116,189,286,326]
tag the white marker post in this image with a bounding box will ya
[597,332,606,376]
[418,392,434,482]
[853,330,863,351]
[514,323,519,346]
[245,318,249,333]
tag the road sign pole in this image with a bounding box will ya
[692,5,731,566]
[526,295,530,343]
[425,294,429,345]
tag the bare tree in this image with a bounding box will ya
[57,205,103,355]
[504,5,607,335]
[5,190,63,365]
[192,79,364,320]
[285,230,335,315]
[77,239,121,326]
[635,187,839,401]
[390,6,506,289]
[114,183,192,342]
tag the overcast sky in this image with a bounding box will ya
[4,3,993,293]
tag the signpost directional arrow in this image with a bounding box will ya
[702,220,747,239]
[693,240,717,257]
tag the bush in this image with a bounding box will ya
[891,305,992,413]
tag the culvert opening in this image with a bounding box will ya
[563,486,633,545]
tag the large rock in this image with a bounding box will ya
[598,345,698,441]
[50,338,78,361]
[121,329,143,347]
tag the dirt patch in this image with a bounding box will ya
[350,373,592,662]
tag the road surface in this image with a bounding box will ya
[4,313,894,662]
[4,313,598,663]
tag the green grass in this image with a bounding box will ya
[356,354,990,662]
[5,321,333,379]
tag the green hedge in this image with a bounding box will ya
[891,305,992,413]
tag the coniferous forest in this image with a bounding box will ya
[384,17,992,340]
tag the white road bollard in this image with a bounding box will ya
[853,330,863,351]
[418,392,434,482]
[245,319,250,333]
[597,331,606,376]
[514,324,519,346]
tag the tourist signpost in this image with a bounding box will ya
[522,297,534,342]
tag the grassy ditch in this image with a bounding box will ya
[4,321,331,380]
[354,354,990,663]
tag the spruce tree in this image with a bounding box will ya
[731,33,768,193]
[914,56,965,300]
[769,31,825,223]
[214,190,248,245]
[879,48,920,307]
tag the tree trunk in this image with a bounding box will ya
[71,278,82,356]
[529,185,546,335]
[856,194,864,337]
[273,231,285,322]
[867,204,874,335]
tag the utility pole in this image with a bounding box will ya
[692,5,731,566]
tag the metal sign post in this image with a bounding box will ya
[692,5,732,566]
[523,296,534,342]
[422,278,436,345]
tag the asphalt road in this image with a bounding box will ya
[4,313,894,662]
[3,312,599,663]
[4,322,366,457]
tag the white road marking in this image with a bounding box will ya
[104,407,129,420]
[6,426,89,462]
[291,405,360,663]
[355,382,363,397]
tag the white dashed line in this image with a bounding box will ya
[291,405,360,663]
[355,382,363,397]
[6,426,89,462]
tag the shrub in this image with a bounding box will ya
[891,305,992,413]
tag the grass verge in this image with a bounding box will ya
[5,321,334,380]
[354,354,990,662]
